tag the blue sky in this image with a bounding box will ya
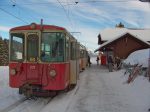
[0,0,150,51]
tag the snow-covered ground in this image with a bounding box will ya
[0,66,24,111]
[0,56,150,112]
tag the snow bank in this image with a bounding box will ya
[124,49,150,67]
[107,69,150,112]
[0,66,23,111]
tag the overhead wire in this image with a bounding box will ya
[77,0,138,3]
[0,0,76,25]
[56,0,74,30]
[66,0,76,31]
[67,0,79,33]
[10,0,38,22]
[0,7,28,24]
[0,0,140,6]
[0,2,72,6]
[0,0,142,29]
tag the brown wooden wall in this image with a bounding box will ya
[100,33,150,59]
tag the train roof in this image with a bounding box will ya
[10,23,66,31]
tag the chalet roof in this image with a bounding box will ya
[95,32,150,52]
[100,28,150,42]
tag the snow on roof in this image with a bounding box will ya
[100,28,150,41]
[95,32,150,52]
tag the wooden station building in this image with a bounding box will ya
[95,28,150,65]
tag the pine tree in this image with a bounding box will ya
[0,37,4,66]
[3,39,9,65]
[0,37,9,66]
[115,22,125,28]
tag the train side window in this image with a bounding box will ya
[80,50,84,58]
[71,42,76,60]
[65,37,70,61]
[10,33,24,61]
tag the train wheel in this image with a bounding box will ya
[70,84,76,90]
[64,85,70,92]
[66,84,76,91]
[50,91,57,97]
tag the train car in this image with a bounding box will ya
[9,23,81,97]
[79,44,88,71]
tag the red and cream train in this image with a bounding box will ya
[9,23,88,97]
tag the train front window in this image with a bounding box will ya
[41,32,65,62]
[10,33,24,61]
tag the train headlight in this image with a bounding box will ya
[10,69,16,75]
[49,70,56,77]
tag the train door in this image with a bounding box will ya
[76,43,80,78]
[70,39,78,86]
[26,33,40,81]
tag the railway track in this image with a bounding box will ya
[0,95,56,112]
[43,95,57,105]
[0,98,27,112]
[0,87,79,112]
